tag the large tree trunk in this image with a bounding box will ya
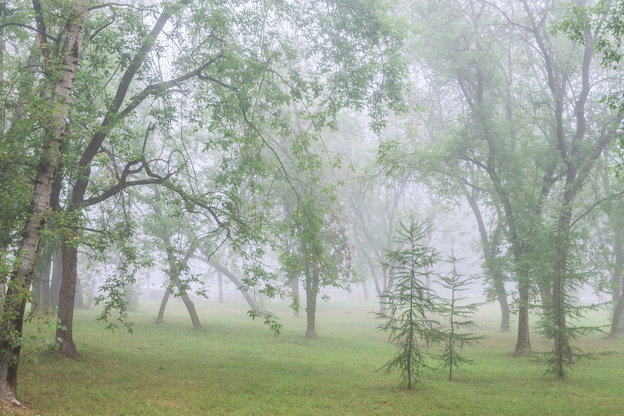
[513,279,531,357]
[56,242,79,358]
[305,273,319,338]
[0,0,88,401]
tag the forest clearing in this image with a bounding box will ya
[2,301,623,415]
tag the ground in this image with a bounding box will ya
[9,300,624,415]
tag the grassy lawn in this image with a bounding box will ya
[4,300,624,415]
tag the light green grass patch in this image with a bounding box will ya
[5,300,624,415]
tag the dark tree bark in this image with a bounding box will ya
[56,241,79,358]
[304,271,319,339]
[513,280,531,357]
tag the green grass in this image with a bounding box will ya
[6,301,624,415]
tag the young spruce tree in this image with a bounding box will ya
[435,254,485,381]
[376,217,438,390]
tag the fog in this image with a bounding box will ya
[2,0,624,409]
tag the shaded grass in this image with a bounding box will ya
[5,301,624,415]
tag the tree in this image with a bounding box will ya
[435,254,485,381]
[397,0,622,366]
[376,217,438,390]
[557,0,624,340]
[281,193,353,338]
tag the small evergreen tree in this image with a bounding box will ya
[435,254,485,381]
[376,217,439,389]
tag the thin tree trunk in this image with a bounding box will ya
[609,208,624,336]
[217,271,224,303]
[74,275,84,308]
[0,248,5,303]
[204,257,261,315]
[172,276,203,330]
[496,282,510,332]
[155,289,171,324]
[49,243,62,309]
[31,250,52,313]
[291,273,300,318]
[609,291,624,338]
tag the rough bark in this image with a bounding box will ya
[513,280,531,357]
[56,242,79,358]
[305,273,319,339]
[0,0,88,401]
